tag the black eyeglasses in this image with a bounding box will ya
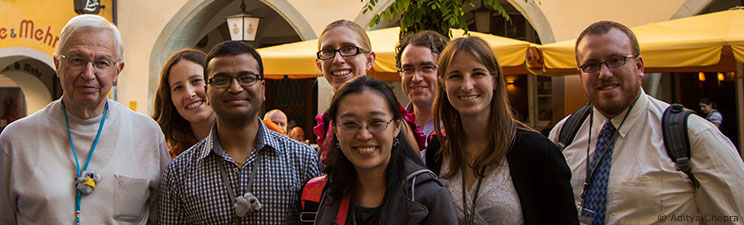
[336,118,395,134]
[207,72,262,89]
[398,64,437,77]
[316,46,369,60]
[578,55,637,73]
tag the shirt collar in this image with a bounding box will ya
[404,102,435,128]
[592,90,648,138]
[197,117,282,160]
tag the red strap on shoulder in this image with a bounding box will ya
[336,194,350,224]
[301,175,327,209]
[300,175,350,224]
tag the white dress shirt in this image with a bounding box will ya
[549,91,744,225]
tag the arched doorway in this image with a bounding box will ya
[459,1,547,130]
[0,75,25,133]
[149,0,319,140]
[0,47,60,131]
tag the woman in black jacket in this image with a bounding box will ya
[431,36,579,225]
[309,76,457,225]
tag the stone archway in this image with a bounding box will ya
[0,47,54,69]
[671,0,714,19]
[0,47,55,114]
[352,0,555,43]
[506,0,555,43]
[147,0,315,114]
[0,70,52,113]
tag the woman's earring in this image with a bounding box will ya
[335,141,341,149]
[393,137,399,147]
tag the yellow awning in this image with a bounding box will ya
[257,27,532,80]
[536,8,744,74]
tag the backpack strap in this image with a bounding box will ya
[336,194,351,225]
[662,104,701,189]
[299,175,351,224]
[405,169,436,201]
[300,175,327,224]
[425,132,443,176]
[558,104,593,150]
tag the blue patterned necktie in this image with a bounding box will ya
[583,121,616,225]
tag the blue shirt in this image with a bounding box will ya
[706,110,723,125]
[158,118,321,224]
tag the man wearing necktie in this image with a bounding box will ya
[549,21,744,224]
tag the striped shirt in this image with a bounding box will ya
[159,118,321,224]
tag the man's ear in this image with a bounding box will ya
[635,55,645,79]
[261,80,266,101]
[114,62,125,83]
[53,56,61,79]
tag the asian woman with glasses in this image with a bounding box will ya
[307,76,456,225]
[312,20,425,168]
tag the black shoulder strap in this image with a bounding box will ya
[299,178,328,224]
[425,132,443,176]
[558,104,593,150]
[662,104,700,189]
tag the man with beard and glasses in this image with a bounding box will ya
[549,21,744,225]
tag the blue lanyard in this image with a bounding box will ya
[62,100,108,225]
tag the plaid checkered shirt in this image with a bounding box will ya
[158,119,321,224]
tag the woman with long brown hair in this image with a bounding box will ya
[152,49,215,157]
[432,37,578,225]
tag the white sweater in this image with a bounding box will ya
[0,99,170,225]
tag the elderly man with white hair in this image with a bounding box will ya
[0,15,170,224]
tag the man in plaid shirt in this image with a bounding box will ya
[158,41,321,224]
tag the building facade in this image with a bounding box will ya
[1,0,741,151]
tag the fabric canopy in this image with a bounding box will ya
[534,8,744,75]
[257,26,532,80]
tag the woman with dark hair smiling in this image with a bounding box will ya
[307,76,456,225]
[432,37,578,225]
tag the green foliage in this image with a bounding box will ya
[361,0,527,39]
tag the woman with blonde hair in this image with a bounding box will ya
[315,19,376,91]
[432,37,578,225]
[152,49,215,157]
[313,20,425,163]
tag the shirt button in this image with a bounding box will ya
[233,168,239,173]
